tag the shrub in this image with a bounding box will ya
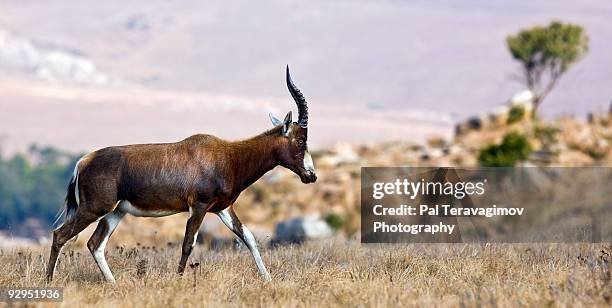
[534,125,560,149]
[324,213,345,232]
[478,132,532,167]
[585,147,606,160]
[507,105,525,124]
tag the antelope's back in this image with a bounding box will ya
[78,135,228,210]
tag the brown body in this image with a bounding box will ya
[46,66,316,283]
[81,130,288,215]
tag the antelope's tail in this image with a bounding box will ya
[52,159,81,229]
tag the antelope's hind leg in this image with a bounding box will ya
[87,209,125,283]
[46,210,105,282]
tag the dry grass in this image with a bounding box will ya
[1,242,611,307]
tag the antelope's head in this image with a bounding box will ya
[269,66,317,184]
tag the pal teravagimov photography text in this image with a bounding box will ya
[370,178,525,235]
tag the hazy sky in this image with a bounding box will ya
[0,1,611,151]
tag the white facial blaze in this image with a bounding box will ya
[303,150,315,172]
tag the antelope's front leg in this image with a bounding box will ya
[216,206,272,282]
[177,204,206,274]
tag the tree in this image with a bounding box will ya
[507,21,588,116]
[0,145,81,234]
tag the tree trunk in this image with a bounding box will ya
[531,96,542,119]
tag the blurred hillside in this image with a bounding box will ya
[74,109,611,248]
[1,105,609,247]
[1,0,612,247]
[2,1,612,153]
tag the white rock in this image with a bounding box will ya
[273,213,333,244]
[510,90,535,105]
[320,143,360,167]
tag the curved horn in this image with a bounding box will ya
[286,65,308,127]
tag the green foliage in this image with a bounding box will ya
[585,147,606,160]
[507,21,588,72]
[478,132,533,167]
[324,213,345,231]
[507,105,526,124]
[506,21,588,113]
[0,146,80,232]
[534,125,560,150]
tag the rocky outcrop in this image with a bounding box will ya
[271,214,333,245]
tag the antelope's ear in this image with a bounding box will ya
[282,111,292,136]
[269,113,283,126]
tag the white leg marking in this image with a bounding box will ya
[216,209,233,228]
[216,209,271,281]
[92,210,125,283]
[190,208,199,247]
[192,232,199,247]
[241,225,271,281]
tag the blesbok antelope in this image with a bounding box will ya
[46,66,316,283]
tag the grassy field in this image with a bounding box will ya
[1,241,611,307]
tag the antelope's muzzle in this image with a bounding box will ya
[301,170,317,183]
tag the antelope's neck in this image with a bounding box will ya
[229,130,281,192]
